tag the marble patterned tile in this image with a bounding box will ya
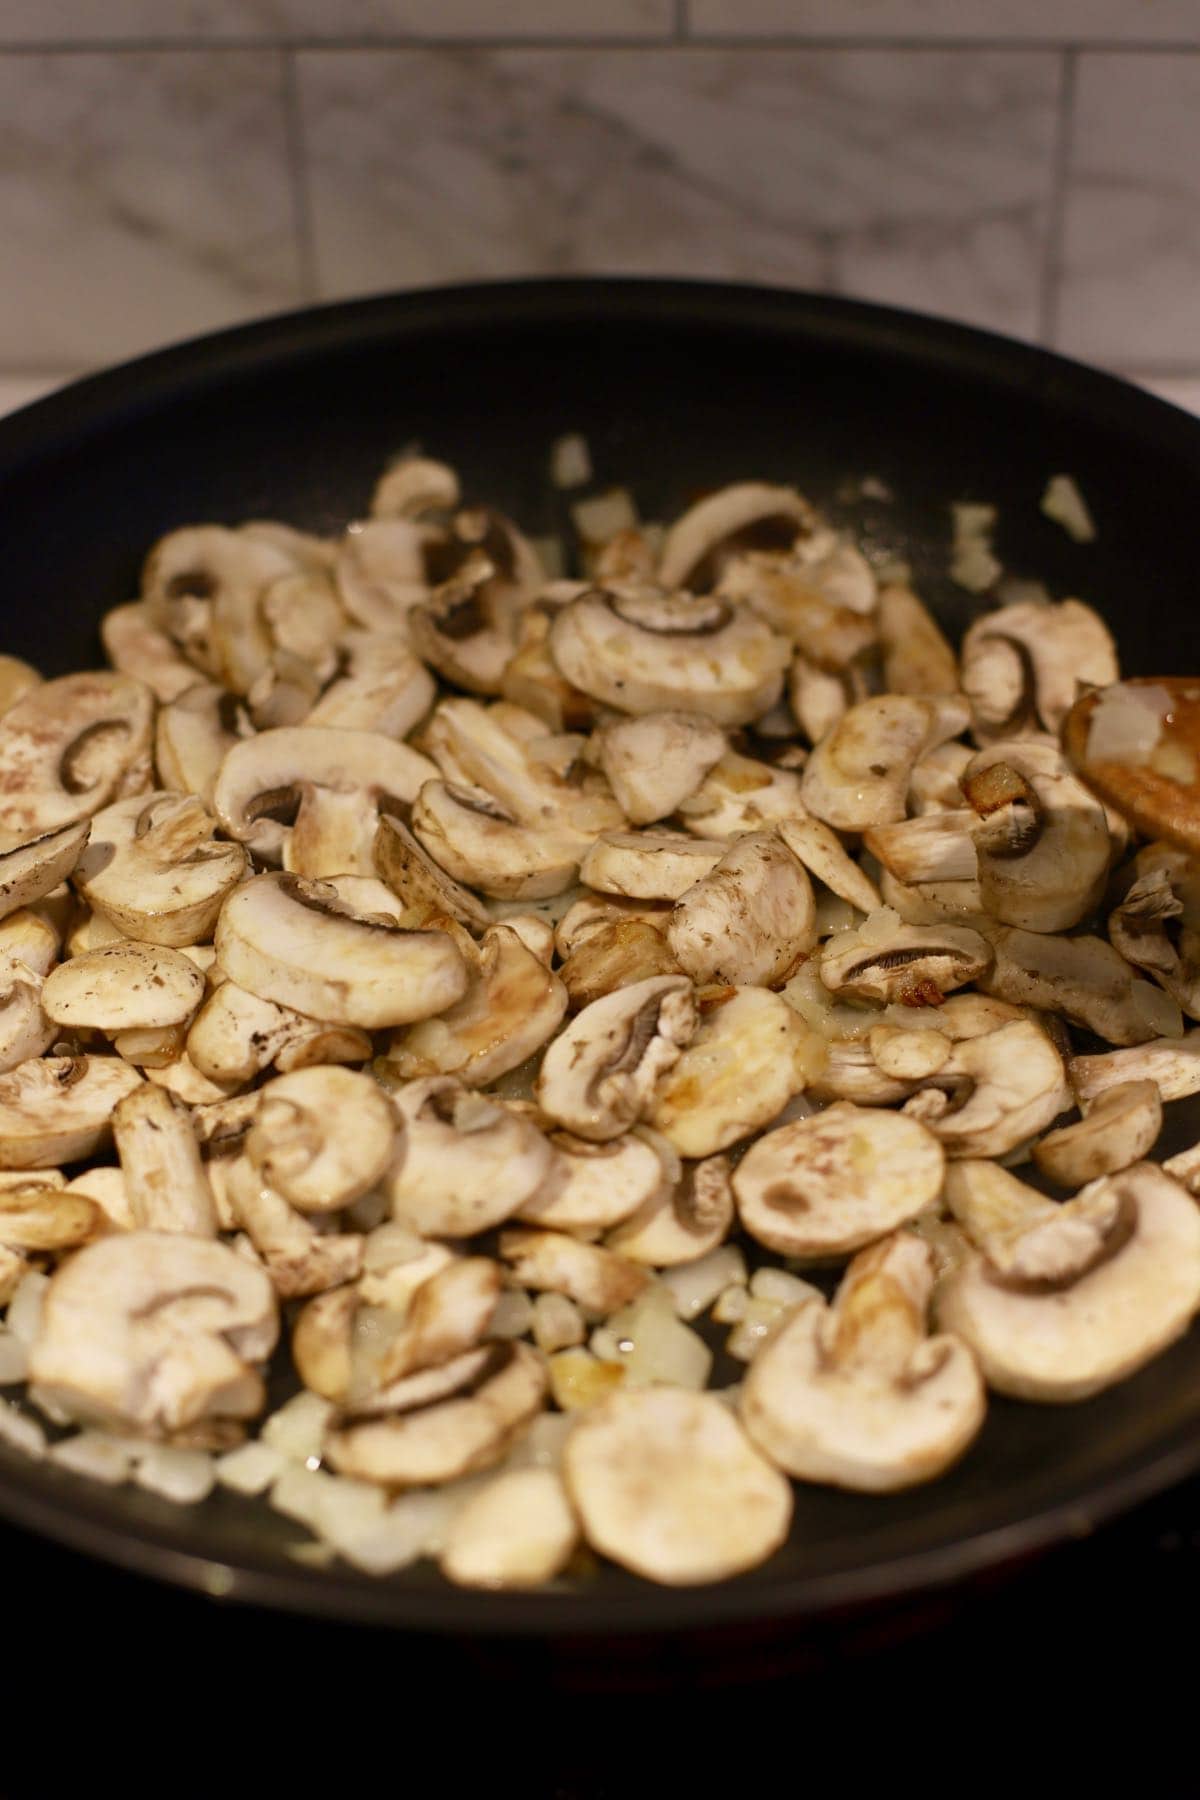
[0,0,672,42]
[688,0,1200,43]
[0,52,302,370]
[298,47,1060,339]
[1056,54,1200,367]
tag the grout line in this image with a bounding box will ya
[0,35,1199,55]
[1038,46,1077,350]
[281,48,319,303]
[675,0,688,42]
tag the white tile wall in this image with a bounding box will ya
[688,0,1200,43]
[0,0,673,43]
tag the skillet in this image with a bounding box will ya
[1,277,1199,1636]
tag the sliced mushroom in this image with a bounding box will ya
[439,1466,579,1590]
[0,672,155,848]
[863,812,978,886]
[721,557,877,665]
[0,822,90,925]
[1109,851,1200,1022]
[869,1024,952,1081]
[801,696,957,832]
[187,978,371,1085]
[306,633,435,740]
[373,810,491,930]
[517,1130,667,1237]
[141,522,297,693]
[1070,1029,1200,1106]
[0,1055,143,1168]
[908,740,974,816]
[155,682,251,808]
[593,711,726,825]
[563,1387,792,1586]
[406,550,520,695]
[384,923,568,1088]
[498,1228,647,1317]
[775,815,882,917]
[876,583,959,695]
[657,481,815,592]
[906,1018,1069,1159]
[741,1233,984,1491]
[535,976,697,1143]
[258,568,345,684]
[789,653,855,747]
[325,1340,547,1488]
[370,454,460,521]
[1032,1080,1162,1188]
[0,656,40,719]
[246,1067,396,1212]
[979,924,1181,1046]
[558,919,682,1013]
[387,1077,554,1236]
[500,592,599,733]
[937,1161,1200,1401]
[606,1154,735,1267]
[112,1083,217,1237]
[678,751,808,842]
[226,1156,363,1299]
[101,601,200,704]
[548,586,790,727]
[42,941,204,1035]
[0,910,59,1074]
[215,872,469,1028]
[819,918,992,1006]
[412,782,586,902]
[963,740,1111,933]
[334,518,435,631]
[0,1179,100,1305]
[647,988,825,1159]
[580,831,726,902]
[733,1101,945,1262]
[668,833,816,987]
[554,892,673,960]
[73,792,246,948]
[29,1230,278,1433]
[961,597,1118,744]
[372,1256,503,1385]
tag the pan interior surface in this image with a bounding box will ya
[2,279,1199,1634]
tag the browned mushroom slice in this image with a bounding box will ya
[606,1154,736,1267]
[962,597,1117,744]
[374,810,491,930]
[668,833,816,987]
[876,584,959,695]
[0,1055,143,1169]
[0,672,154,848]
[657,481,815,592]
[535,975,697,1142]
[963,740,1111,933]
[819,919,991,1007]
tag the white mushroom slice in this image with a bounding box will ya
[357,1230,456,1314]
[648,988,825,1159]
[291,1284,361,1403]
[0,1181,99,1264]
[937,1162,1200,1401]
[536,976,696,1143]
[559,919,681,1014]
[1033,1080,1162,1188]
[1109,858,1200,1023]
[325,1341,547,1488]
[63,1165,133,1233]
[807,1038,915,1106]
[979,925,1180,1047]
[406,553,521,697]
[819,920,992,1006]
[307,634,435,740]
[909,1018,1070,1159]
[335,519,433,631]
[580,831,726,902]
[863,813,978,886]
[213,725,436,875]
[800,696,948,832]
[29,1230,277,1434]
[789,653,853,747]
[742,1233,983,1491]
[74,792,246,949]
[320,873,407,923]
[499,913,555,966]
[259,570,345,683]
[0,672,154,848]
[733,1102,945,1262]
[658,481,815,591]
[440,1467,578,1590]
[141,523,295,693]
[111,1022,187,1069]
[554,893,672,959]
[720,556,877,663]
[879,869,987,927]
[246,1068,396,1212]
[595,711,726,825]
[371,454,460,520]
[961,598,1118,743]
[155,682,251,808]
[876,583,959,695]
[549,586,790,727]
[908,740,974,816]
[387,1077,554,1236]
[563,1388,792,1586]
[517,1131,667,1237]
[187,979,371,1085]
[0,1056,143,1168]
[869,1025,952,1081]
[0,910,58,1075]
[43,941,204,1034]
[385,924,568,1088]
[963,741,1111,933]
[242,520,336,573]
[374,810,491,930]
[668,833,816,987]
[226,1157,362,1299]
[215,872,468,1028]
[421,697,620,835]
[375,1257,502,1384]
[1071,1029,1200,1106]
[607,1155,735,1267]
[498,1228,648,1317]
[146,1054,240,1107]
[411,781,586,902]
[678,751,808,841]
[0,656,40,719]
[775,815,882,917]
[112,1083,217,1237]
[0,823,90,924]
[102,601,199,703]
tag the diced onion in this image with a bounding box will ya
[215,1439,287,1496]
[661,1246,747,1322]
[134,1446,215,1505]
[749,1267,821,1308]
[6,1271,48,1346]
[262,1391,335,1465]
[0,1330,30,1385]
[550,433,593,490]
[52,1431,132,1485]
[1041,473,1096,543]
[571,487,638,546]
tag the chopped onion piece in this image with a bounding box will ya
[550,433,593,490]
[749,1267,822,1308]
[1041,473,1096,543]
[134,1446,215,1505]
[571,487,638,547]
[547,1348,625,1411]
[0,1330,29,1385]
[712,1283,750,1324]
[215,1439,287,1496]
[490,1288,535,1339]
[726,1294,789,1363]
[52,1431,133,1485]
[0,1401,44,1459]
[6,1271,49,1346]
[506,1411,572,1472]
[532,1292,586,1353]
[661,1245,747,1322]
[262,1391,335,1465]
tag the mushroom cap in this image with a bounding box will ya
[962,597,1118,743]
[800,696,946,833]
[0,1055,144,1168]
[74,791,247,948]
[516,1130,667,1236]
[0,822,91,925]
[247,1067,397,1212]
[580,831,726,902]
[733,1100,945,1261]
[668,832,816,988]
[535,975,697,1143]
[964,740,1112,934]
[0,672,155,846]
[439,1466,579,1590]
[387,1077,555,1236]
[657,481,814,591]
[563,1387,792,1585]
[43,941,205,1033]
[595,710,726,825]
[607,1154,736,1267]
[819,918,992,1006]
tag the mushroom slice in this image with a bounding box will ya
[498,1228,647,1317]
[580,831,726,902]
[187,979,371,1085]
[657,481,815,592]
[406,551,522,697]
[146,1053,241,1107]
[215,873,469,1028]
[259,569,345,683]
[375,1256,503,1384]
[1032,1080,1162,1188]
[387,1077,554,1236]
[247,1067,396,1212]
[775,815,882,917]
[75,791,247,948]
[963,740,1111,933]
[1109,854,1200,1023]
[800,696,950,832]
[0,672,154,847]
[742,1233,984,1492]
[908,740,974,816]
[141,522,295,693]
[1070,1029,1200,1106]
[0,911,59,1075]
[43,941,204,1034]
[806,1038,918,1106]
[307,632,436,739]
[371,454,460,520]
[535,976,697,1143]
[937,1162,1200,1401]
[102,601,199,703]
[0,1179,99,1277]
[517,1131,667,1237]
[789,653,854,747]
[554,893,673,960]
[961,597,1117,743]
[0,1055,143,1168]
[334,518,434,631]
[819,917,991,1007]
[863,813,978,886]
[678,751,808,842]
[648,988,825,1159]
[155,682,251,808]
[869,1025,952,1081]
[384,924,568,1088]
[412,781,585,902]
[721,556,877,663]
[0,822,90,923]
[420,697,620,837]
[226,1157,363,1299]
[374,810,491,930]
[563,1388,792,1586]
[876,583,959,695]
[594,711,726,825]
[213,725,436,875]
[733,1102,945,1262]
[668,832,816,987]
[606,1154,735,1267]
[879,869,987,927]
[29,1230,278,1434]
[0,656,40,719]
[559,919,682,1013]
[908,1019,1070,1159]
[440,1466,578,1591]
[325,1341,547,1488]
[979,925,1180,1046]
[548,586,790,727]
[113,1083,217,1237]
